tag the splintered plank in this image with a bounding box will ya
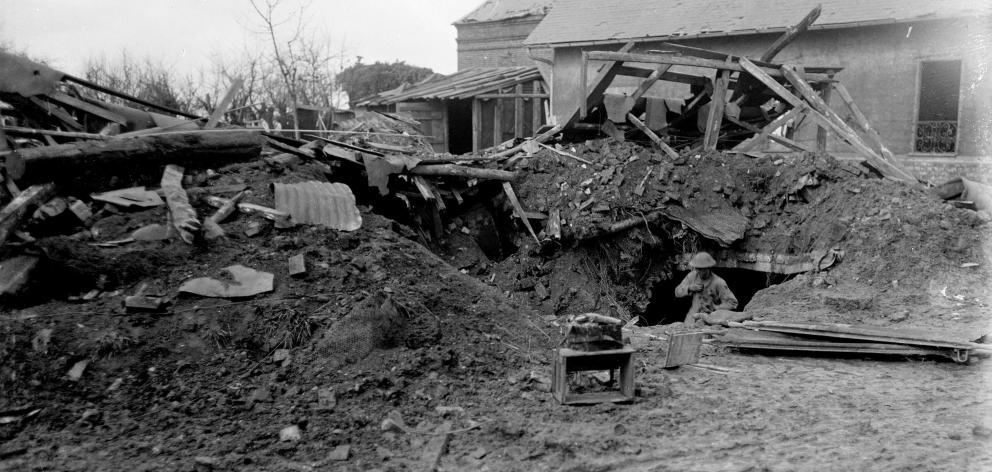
[627,113,678,158]
[205,77,244,129]
[831,82,895,159]
[0,183,55,246]
[502,182,540,244]
[703,70,730,151]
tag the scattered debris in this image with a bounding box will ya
[90,187,163,208]
[161,165,200,243]
[288,254,307,277]
[272,181,362,231]
[67,359,89,381]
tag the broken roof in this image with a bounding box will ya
[354,67,543,106]
[525,0,992,46]
[454,0,555,25]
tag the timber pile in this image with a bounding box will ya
[717,321,991,363]
[0,51,530,299]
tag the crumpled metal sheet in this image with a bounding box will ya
[0,51,63,97]
[273,181,362,231]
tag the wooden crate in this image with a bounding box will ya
[552,347,635,405]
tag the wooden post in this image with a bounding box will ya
[816,78,832,152]
[472,98,481,152]
[514,84,524,138]
[493,98,503,147]
[580,51,589,118]
[532,81,543,134]
[703,69,730,151]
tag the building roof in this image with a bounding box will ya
[454,0,555,25]
[354,67,543,106]
[525,0,991,46]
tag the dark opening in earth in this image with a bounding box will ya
[646,268,795,325]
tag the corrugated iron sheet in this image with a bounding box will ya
[455,0,553,24]
[273,181,362,232]
[355,66,543,106]
[525,0,991,45]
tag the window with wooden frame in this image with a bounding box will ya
[914,59,962,155]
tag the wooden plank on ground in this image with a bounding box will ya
[739,321,975,349]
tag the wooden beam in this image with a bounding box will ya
[630,64,673,103]
[761,5,822,61]
[205,77,244,129]
[532,81,543,135]
[493,98,503,147]
[7,130,263,182]
[816,79,832,152]
[475,93,548,99]
[62,73,201,119]
[733,106,805,152]
[27,97,84,131]
[0,183,55,246]
[724,115,815,152]
[738,57,804,108]
[780,66,882,160]
[1,126,106,140]
[582,41,636,118]
[472,98,481,152]
[614,65,710,86]
[628,113,678,158]
[586,51,832,81]
[502,182,541,245]
[832,82,895,159]
[703,70,730,151]
[44,92,128,125]
[514,84,524,138]
[408,164,518,181]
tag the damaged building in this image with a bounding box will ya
[1,1,992,471]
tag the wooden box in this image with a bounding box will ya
[551,347,635,405]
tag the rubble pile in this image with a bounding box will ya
[491,138,991,331]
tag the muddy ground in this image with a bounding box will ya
[1,144,991,471]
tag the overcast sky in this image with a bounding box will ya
[0,0,472,76]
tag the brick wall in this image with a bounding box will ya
[456,16,550,69]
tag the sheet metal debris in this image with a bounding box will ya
[273,181,362,231]
[90,187,164,208]
[178,265,274,298]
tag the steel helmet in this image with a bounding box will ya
[689,252,716,268]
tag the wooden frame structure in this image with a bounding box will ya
[577,45,919,184]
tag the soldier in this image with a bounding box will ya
[674,252,738,323]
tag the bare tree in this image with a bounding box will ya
[248,0,340,136]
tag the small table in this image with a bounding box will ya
[552,347,636,405]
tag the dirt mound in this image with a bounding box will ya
[494,138,992,331]
[0,159,549,469]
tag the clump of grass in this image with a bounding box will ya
[90,329,136,358]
